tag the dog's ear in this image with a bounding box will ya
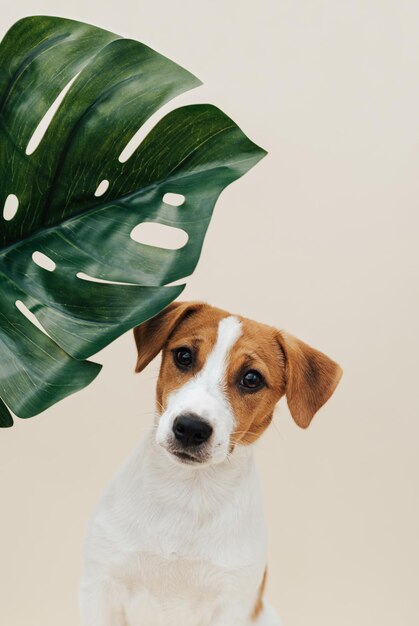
[133,301,204,373]
[276,331,342,428]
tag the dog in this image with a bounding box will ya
[80,301,342,626]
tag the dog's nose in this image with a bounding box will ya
[173,414,213,448]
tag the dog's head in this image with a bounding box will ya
[134,302,342,467]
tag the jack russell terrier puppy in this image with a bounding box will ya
[80,301,342,626]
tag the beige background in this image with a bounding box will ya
[1,1,419,625]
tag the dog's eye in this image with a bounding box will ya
[173,347,194,370]
[240,369,265,391]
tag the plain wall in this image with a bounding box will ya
[1,1,418,625]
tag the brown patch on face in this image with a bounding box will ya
[251,568,267,620]
[227,319,286,446]
[133,301,205,374]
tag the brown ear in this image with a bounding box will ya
[277,331,343,428]
[133,301,204,373]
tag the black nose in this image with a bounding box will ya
[173,414,213,448]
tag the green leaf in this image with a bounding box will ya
[0,397,13,428]
[0,16,267,425]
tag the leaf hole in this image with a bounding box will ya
[130,222,188,250]
[26,73,79,156]
[15,300,51,338]
[94,179,110,197]
[3,194,19,221]
[163,193,185,207]
[118,92,194,163]
[165,276,190,287]
[32,251,56,272]
[76,272,136,286]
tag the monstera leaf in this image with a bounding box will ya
[0,16,266,427]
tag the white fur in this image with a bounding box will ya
[80,317,281,626]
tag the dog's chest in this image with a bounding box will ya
[116,551,255,626]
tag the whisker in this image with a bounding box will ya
[232,429,263,437]
[154,399,165,413]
